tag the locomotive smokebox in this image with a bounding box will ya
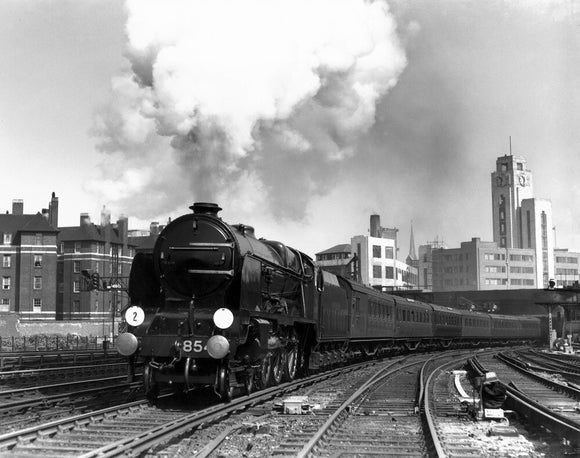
[189,202,222,216]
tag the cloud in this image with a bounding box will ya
[91,0,407,221]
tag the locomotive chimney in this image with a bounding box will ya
[190,202,222,216]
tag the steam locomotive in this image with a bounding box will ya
[116,203,541,400]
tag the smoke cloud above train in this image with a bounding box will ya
[92,0,407,220]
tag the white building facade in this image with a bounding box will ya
[490,154,554,288]
[352,234,417,291]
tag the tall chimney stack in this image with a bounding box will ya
[49,192,58,228]
[12,199,23,215]
[370,214,380,238]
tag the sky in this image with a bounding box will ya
[1,0,579,259]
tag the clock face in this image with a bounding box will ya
[519,174,527,186]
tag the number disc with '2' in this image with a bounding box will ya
[125,306,145,326]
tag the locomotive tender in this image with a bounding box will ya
[116,203,541,400]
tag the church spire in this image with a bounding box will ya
[407,221,417,262]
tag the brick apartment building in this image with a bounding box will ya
[0,196,59,319]
[57,210,136,321]
[1,195,137,326]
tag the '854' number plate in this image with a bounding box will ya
[181,339,208,354]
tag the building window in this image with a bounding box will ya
[72,300,80,313]
[33,276,42,289]
[73,280,80,293]
[34,255,42,267]
[35,233,42,245]
[1,298,9,306]
[33,298,41,309]
[2,277,10,290]
[385,266,394,279]
[3,233,12,244]
[98,243,105,254]
[510,266,534,274]
[117,263,122,275]
[74,242,81,253]
[59,242,64,253]
[516,162,523,171]
[372,245,381,258]
[485,266,506,273]
[3,255,10,268]
[485,253,506,261]
[385,247,394,259]
[485,278,508,285]
[373,265,382,278]
[73,260,81,273]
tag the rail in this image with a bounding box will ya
[469,356,580,446]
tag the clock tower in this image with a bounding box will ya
[491,155,534,248]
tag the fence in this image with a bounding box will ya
[0,334,115,352]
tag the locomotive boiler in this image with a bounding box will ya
[116,202,318,399]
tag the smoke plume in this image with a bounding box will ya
[92,0,407,221]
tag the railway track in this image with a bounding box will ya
[0,358,362,457]
[0,362,130,391]
[0,375,143,433]
[0,346,562,457]
[473,352,580,453]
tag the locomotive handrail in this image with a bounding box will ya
[170,242,235,250]
[187,269,234,276]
